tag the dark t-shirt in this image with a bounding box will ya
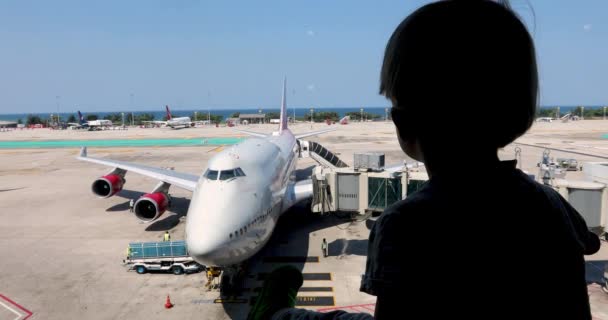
[360,160,600,319]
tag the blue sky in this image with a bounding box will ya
[0,0,606,113]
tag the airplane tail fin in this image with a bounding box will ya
[166,105,172,120]
[78,111,84,123]
[279,77,288,132]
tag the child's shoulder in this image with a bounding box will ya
[373,183,435,229]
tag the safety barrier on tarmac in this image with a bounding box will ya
[0,137,244,149]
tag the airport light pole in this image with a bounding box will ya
[55,96,60,124]
[310,108,314,129]
[129,93,134,127]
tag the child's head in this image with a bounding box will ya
[381,0,538,162]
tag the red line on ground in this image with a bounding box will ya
[318,303,376,313]
[0,294,33,319]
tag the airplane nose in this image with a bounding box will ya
[186,230,227,266]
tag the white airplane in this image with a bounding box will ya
[68,111,113,130]
[142,105,200,128]
[77,79,336,273]
[165,105,195,128]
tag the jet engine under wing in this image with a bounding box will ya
[77,147,198,191]
[293,179,313,203]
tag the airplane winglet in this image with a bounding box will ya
[79,146,87,158]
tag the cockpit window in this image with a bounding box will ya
[219,169,236,181]
[217,168,246,181]
[235,168,246,177]
[204,169,219,180]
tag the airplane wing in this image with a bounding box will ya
[77,147,198,191]
[294,128,336,139]
[234,129,267,138]
[383,162,425,173]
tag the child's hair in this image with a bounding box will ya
[381,0,538,150]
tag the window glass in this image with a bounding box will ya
[219,170,236,180]
[204,169,219,180]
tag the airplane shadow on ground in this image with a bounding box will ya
[145,195,190,232]
[295,165,315,181]
[328,239,368,257]
[586,260,607,285]
[106,189,190,232]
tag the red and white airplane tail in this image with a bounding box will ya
[279,78,288,132]
[339,116,350,125]
[165,105,173,120]
[234,77,336,139]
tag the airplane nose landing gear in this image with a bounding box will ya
[205,263,248,298]
[205,267,222,290]
[204,263,248,299]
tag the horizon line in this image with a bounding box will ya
[0,105,605,116]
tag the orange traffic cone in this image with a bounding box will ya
[165,295,174,309]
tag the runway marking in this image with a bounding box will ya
[207,146,224,153]
[214,298,247,304]
[0,300,21,320]
[0,294,33,320]
[252,286,333,293]
[250,296,335,307]
[256,272,332,281]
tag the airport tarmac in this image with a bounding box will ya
[2,120,608,319]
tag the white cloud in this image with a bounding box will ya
[306,30,315,37]
[307,84,315,92]
[584,24,592,31]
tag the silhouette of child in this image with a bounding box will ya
[250,1,600,319]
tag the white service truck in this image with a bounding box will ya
[124,240,203,275]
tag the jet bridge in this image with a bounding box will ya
[299,140,348,169]
[310,153,428,216]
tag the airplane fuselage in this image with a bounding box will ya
[167,117,192,128]
[185,130,298,266]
